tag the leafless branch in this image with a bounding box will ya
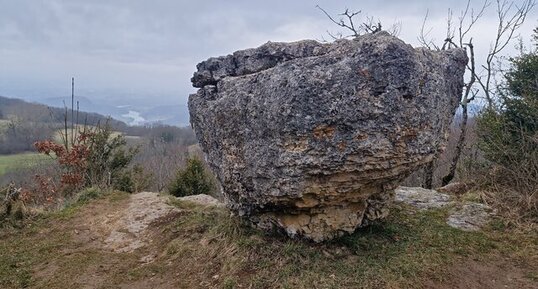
[317,5,397,40]
[387,21,402,37]
[473,0,536,107]
[441,0,535,185]
[316,5,362,38]
[363,16,382,33]
[418,10,440,50]
[458,0,490,46]
[444,8,456,49]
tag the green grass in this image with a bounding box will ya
[0,152,52,177]
[159,202,507,288]
[53,125,123,145]
[0,193,536,289]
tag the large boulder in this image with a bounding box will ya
[188,32,467,242]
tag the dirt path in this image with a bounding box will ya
[67,192,180,251]
[28,192,185,289]
[101,192,180,253]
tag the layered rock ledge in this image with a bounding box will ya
[188,32,467,242]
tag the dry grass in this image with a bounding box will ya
[1,191,537,289]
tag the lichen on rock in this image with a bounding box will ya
[188,31,467,242]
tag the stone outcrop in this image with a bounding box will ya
[446,203,495,231]
[395,186,453,210]
[395,186,495,231]
[188,32,467,242]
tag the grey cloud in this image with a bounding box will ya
[0,0,536,113]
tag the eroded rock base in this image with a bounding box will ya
[250,189,394,242]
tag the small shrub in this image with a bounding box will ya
[129,165,153,193]
[33,122,138,196]
[1,183,26,222]
[476,31,538,222]
[113,165,152,193]
[113,171,135,193]
[75,187,102,204]
[168,157,215,197]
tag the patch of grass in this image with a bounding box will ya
[53,125,122,145]
[74,187,102,204]
[0,193,536,289]
[0,190,135,288]
[53,189,129,220]
[0,152,51,177]
[0,224,70,288]
[162,202,534,288]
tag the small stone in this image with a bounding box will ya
[199,238,210,246]
[437,182,470,196]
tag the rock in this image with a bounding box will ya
[395,186,453,209]
[188,32,467,242]
[103,192,180,252]
[447,203,495,231]
[176,194,224,207]
[395,186,494,232]
[437,182,470,196]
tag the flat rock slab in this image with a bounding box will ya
[395,186,494,231]
[395,186,453,209]
[447,203,495,231]
[177,194,224,207]
[103,192,180,253]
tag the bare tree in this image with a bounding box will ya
[477,0,535,107]
[418,10,440,50]
[316,5,400,40]
[420,0,535,186]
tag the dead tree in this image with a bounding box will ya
[316,6,400,40]
[420,0,535,186]
[476,0,535,108]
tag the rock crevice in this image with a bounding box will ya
[189,32,467,241]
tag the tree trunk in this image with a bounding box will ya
[423,160,435,189]
[443,105,468,186]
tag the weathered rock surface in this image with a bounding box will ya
[177,194,224,208]
[447,203,495,231]
[103,192,180,252]
[395,186,495,231]
[188,32,467,241]
[437,182,470,196]
[395,186,453,209]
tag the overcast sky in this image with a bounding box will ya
[0,0,536,109]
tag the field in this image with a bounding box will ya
[0,153,51,177]
[53,125,126,145]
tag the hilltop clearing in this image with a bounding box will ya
[1,190,536,289]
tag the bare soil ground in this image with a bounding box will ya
[1,191,536,289]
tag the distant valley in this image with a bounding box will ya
[38,95,190,126]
